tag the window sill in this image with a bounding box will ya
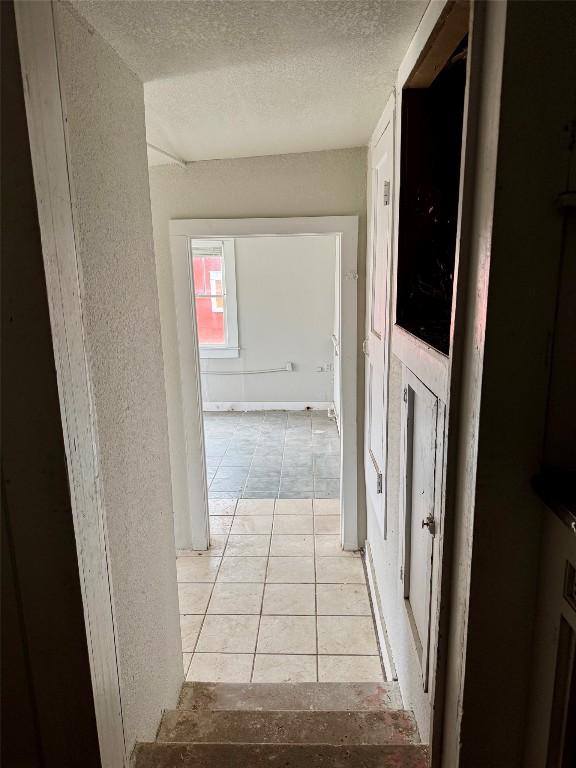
[199,346,240,359]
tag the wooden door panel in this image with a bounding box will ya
[401,367,440,688]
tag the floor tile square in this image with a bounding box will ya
[273,515,314,534]
[178,583,212,614]
[315,557,365,584]
[177,557,221,583]
[274,499,313,515]
[262,583,315,615]
[252,654,317,683]
[207,583,263,614]
[180,614,204,652]
[231,516,273,534]
[217,556,268,583]
[183,653,192,674]
[210,516,233,534]
[187,653,253,682]
[225,534,270,556]
[270,534,314,556]
[207,534,228,555]
[257,615,316,654]
[314,535,360,558]
[314,515,340,534]
[314,480,340,498]
[313,499,341,515]
[266,557,315,583]
[318,655,383,682]
[317,616,378,655]
[196,614,259,653]
[316,584,371,615]
[209,499,237,516]
[236,499,275,516]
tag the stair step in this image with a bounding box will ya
[157,709,419,745]
[178,681,403,711]
[133,742,429,768]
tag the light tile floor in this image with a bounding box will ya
[178,498,385,684]
[204,410,340,499]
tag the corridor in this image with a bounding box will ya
[177,496,384,684]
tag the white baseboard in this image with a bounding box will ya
[365,539,397,682]
[203,401,333,412]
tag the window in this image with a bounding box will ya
[190,238,239,358]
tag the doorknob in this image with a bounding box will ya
[421,514,435,535]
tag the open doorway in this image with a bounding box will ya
[169,218,386,683]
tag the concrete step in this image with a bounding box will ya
[178,681,403,712]
[133,742,429,768]
[157,709,419,745]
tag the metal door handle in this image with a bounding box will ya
[421,514,435,535]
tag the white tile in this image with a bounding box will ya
[318,655,384,683]
[180,614,204,652]
[274,499,313,515]
[314,535,360,557]
[315,557,365,584]
[252,654,317,682]
[262,583,315,615]
[313,499,340,515]
[270,534,314,556]
[210,516,233,534]
[231,516,273,535]
[217,557,268,583]
[225,534,270,556]
[317,616,378,655]
[266,557,315,583]
[257,615,316,654]
[177,556,221,583]
[183,653,192,675]
[236,499,275,516]
[178,537,226,556]
[209,499,237,516]
[196,614,260,653]
[316,584,371,615]
[187,653,253,682]
[207,583,263,614]
[208,534,228,555]
[178,583,212,614]
[273,515,314,535]
[314,516,340,534]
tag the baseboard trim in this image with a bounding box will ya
[203,401,333,412]
[365,539,397,682]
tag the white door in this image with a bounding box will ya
[364,120,393,533]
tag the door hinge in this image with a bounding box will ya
[403,386,408,403]
[362,339,369,356]
[400,565,404,581]
[376,472,383,494]
[383,180,391,206]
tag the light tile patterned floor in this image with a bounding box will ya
[204,410,340,499]
[178,498,385,684]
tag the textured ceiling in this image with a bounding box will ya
[72,0,428,164]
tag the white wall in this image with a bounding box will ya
[53,5,182,755]
[201,235,335,405]
[149,148,367,543]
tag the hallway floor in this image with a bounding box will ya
[204,410,340,499]
[177,497,384,684]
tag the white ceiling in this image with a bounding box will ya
[72,1,428,165]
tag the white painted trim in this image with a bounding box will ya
[199,346,240,359]
[365,540,396,683]
[203,402,333,412]
[171,217,359,550]
[171,236,211,550]
[14,2,126,764]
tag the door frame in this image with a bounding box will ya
[13,2,126,764]
[169,216,360,550]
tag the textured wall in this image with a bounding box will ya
[54,4,182,755]
[200,235,335,405]
[149,148,367,546]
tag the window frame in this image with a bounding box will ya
[190,237,239,359]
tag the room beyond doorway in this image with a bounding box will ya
[205,410,340,500]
